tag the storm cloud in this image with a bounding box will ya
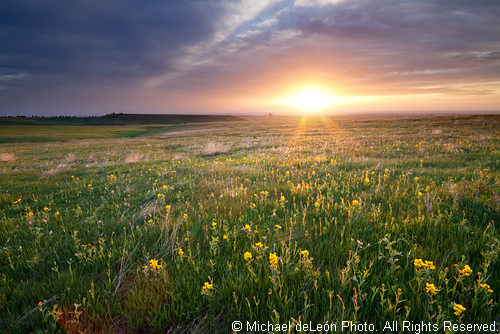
[1,0,499,115]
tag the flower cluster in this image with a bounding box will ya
[143,258,163,271]
[458,264,472,278]
[425,283,438,295]
[269,253,278,269]
[453,303,466,316]
[201,282,213,295]
[480,283,493,293]
[414,259,435,270]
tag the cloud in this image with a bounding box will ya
[1,0,499,115]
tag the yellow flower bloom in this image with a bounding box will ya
[414,259,424,267]
[453,303,466,316]
[162,185,167,189]
[300,250,309,257]
[28,212,34,217]
[414,177,419,181]
[364,177,370,183]
[414,259,435,270]
[178,248,184,255]
[274,224,282,230]
[269,253,278,268]
[165,205,171,211]
[43,207,49,211]
[149,258,162,270]
[255,242,263,248]
[418,192,423,197]
[425,283,438,295]
[314,201,320,208]
[55,211,60,216]
[280,195,285,201]
[244,252,252,260]
[201,281,213,295]
[480,283,493,293]
[223,234,229,240]
[424,261,435,270]
[212,221,217,227]
[352,200,359,206]
[243,224,251,232]
[458,264,472,278]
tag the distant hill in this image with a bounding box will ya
[0,113,243,126]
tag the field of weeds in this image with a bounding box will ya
[0,115,499,333]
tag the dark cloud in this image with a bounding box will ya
[0,0,223,83]
[1,0,499,115]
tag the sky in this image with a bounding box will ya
[1,0,500,116]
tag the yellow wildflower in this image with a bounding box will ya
[201,281,213,295]
[243,224,251,232]
[424,261,435,270]
[459,265,472,278]
[352,200,359,206]
[269,253,278,268]
[162,185,167,189]
[300,250,309,257]
[43,207,49,211]
[255,242,263,248]
[244,252,252,260]
[480,283,493,293]
[178,248,184,256]
[414,259,435,270]
[314,201,320,208]
[212,221,217,227]
[453,303,466,316]
[425,283,438,295]
[28,212,34,217]
[55,211,60,216]
[418,192,423,197]
[149,259,162,270]
[280,195,285,201]
[364,177,370,183]
[223,234,229,240]
[275,224,282,230]
[165,205,171,211]
[414,177,419,181]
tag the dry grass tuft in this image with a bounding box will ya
[203,142,230,155]
[0,153,15,163]
[125,152,142,164]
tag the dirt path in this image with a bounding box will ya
[160,128,216,136]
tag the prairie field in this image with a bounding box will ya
[0,114,499,333]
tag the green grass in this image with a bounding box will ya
[0,114,498,333]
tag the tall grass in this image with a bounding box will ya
[0,115,498,333]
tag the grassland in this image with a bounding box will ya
[0,114,499,333]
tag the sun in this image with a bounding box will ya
[276,86,338,113]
